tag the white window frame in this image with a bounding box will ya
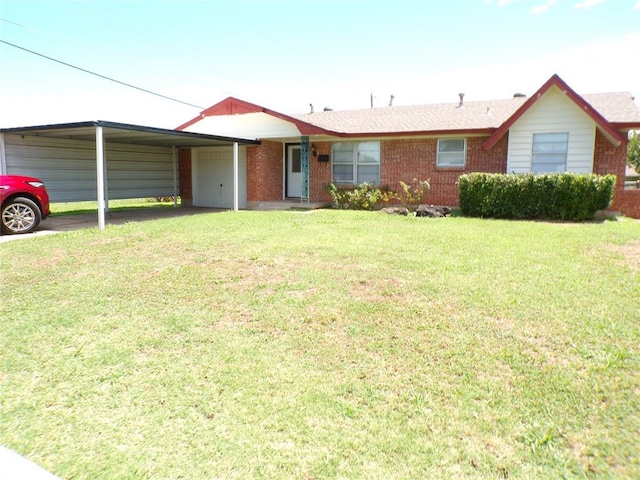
[531,132,569,173]
[437,138,466,167]
[332,141,380,185]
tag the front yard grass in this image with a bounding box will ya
[49,197,177,216]
[1,210,639,479]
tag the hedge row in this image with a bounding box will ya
[458,173,616,221]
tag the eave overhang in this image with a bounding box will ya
[176,97,339,137]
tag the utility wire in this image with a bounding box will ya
[1,18,57,38]
[0,39,205,110]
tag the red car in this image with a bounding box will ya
[0,174,51,234]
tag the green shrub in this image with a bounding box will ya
[458,173,616,221]
[325,182,394,210]
[395,178,431,210]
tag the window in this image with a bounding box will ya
[332,141,380,184]
[291,148,301,173]
[531,132,568,173]
[437,138,466,167]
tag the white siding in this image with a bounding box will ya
[103,143,174,200]
[4,134,176,202]
[506,87,596,174]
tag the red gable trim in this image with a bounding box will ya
[612,122,640,131]
[176,114,205,131]
[482,74,626,150]
[176,97,337,136]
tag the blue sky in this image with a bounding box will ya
[1,0,639,129]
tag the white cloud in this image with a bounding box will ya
[574,0,607,10]
[634,0,640,9]
[529,1,557,14]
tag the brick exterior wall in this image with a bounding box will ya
[246,140,283,202]
[309,136,508,206]
[310,142,333,202]
[180,130,639,217]
[593,130,626,189]
[380,136,508,206]
[613,190,640,218]
[178,148,192,206]
[593,130,640,218]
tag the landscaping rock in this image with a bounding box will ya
[416,205,452,217]
[380,207,410,215]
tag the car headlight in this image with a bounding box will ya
[27,181,45,188]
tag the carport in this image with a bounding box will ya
[0,121,259,229]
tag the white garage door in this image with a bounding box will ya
[193,147,247,209]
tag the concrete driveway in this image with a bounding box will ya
[0,207,223,243]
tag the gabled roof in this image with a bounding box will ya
[292,90,640,139]
[483,74,627,149]
[178,75,640,143]
[176,97,337,136]
[289,98,526,136]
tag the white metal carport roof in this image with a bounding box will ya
[0,120,260,229]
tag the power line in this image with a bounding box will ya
[0,39,205,110]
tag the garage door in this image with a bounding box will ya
[193,147,247,209]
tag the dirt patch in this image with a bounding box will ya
[608,241,640,271]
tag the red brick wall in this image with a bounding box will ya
[593,130,626,189]
[380,136,508,206]
[310,142,333,202]
[613,190,640,218]
[307,136,508,206]
[592,130,639,217]
[244,140,333,203]
[181,131,638,216]
[246,140,283,202]
[178,148,192,206]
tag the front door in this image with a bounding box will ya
[286,145,302,198]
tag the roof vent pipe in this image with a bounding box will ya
[458,93,465,108]
[389,94,395,107]
[513,93,526,98]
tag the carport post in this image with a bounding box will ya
[172,147,178,208]
[0,133,6,174]
[233,142,239,211]
[96,126,106,230]
[103,147,109,213]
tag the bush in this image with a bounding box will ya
[458,173,616,221]
[395,178,431,210]
[325,182,394,210]
[628,131,640,172]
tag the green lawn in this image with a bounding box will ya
[1,210,639,479]
[49,197,177,216]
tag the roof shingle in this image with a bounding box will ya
[289,91,640,135]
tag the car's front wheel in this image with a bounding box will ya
[1,197,42,234]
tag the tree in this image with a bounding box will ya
[628,131,640,172]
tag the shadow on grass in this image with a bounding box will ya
[50,204,176,217]
[50,199,178,217]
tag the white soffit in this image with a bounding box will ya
[184,112,302,140]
